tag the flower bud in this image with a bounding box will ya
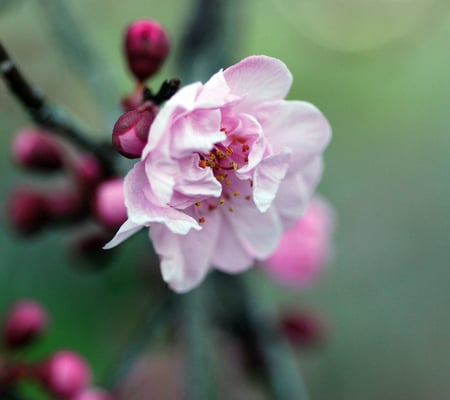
[280,312,326,347]
[44,189,85,221]
[92,178,127,230]
[112,104,156,159]
[37,350,91,399]
[73,154,103,192]
[3,300,49,349]
[124,19,170,82]
[12,128,64,172]
[7,188,48,235]
[71,388,114,400]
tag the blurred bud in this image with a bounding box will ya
[3,300,49,349]
[73,154,103,191]
[280,312,326,347]
[124,19,170,82]
[12,128,64,172]
[112,104,157,159]
[7,188,48,235]
[37,350,91,399]
[71,388,114,400]
[260,196,335,288]
[93,178,127,230]
[44,189,85,221]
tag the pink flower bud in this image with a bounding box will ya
[3,300,49,349]
[70,388,114,400]
[261,197,335,288]
[73,154,103,191]
[44,190,85,221]
[124,19,170,82]
[280,312,326,347]
[7,188,48,235]
[12,128,64,172]
[92,178,127,230]
[112,105,156,159]
[37,351,91,399]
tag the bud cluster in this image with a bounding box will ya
[0,300,113,399]
[6,127,128,265]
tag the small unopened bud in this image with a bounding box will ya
[124,19,170,82]
[3,300,49,349]
[280,312,325,347]
[92,178,127,230]
[37,350,91,399]
[44,190,85,221]
[71,388,114,400]
[73,154,103,191]
[112,104,156,159]
[7,188,48,235]
[12,128,64,172]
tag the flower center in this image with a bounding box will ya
[194,130,254,223]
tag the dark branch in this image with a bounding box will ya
[0,42,117,176]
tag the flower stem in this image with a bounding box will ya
[0,42,117,176]
[239,273,310,400]
[182,283,217,400]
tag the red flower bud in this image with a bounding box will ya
[12,128,64,172]
[280,312,326,347]
[72,154,104,192]
[3,300,49,349]
[37,351,91,399]
[44,189,85,221]
[7,188,48,235]
[112,104,157,159]
[92,178,127,230]
[124,19,170,82]
[71,388,114,400]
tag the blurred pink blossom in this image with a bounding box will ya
[261,196,335,288]
[105,55,331,292]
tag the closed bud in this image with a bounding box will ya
[7,188,48,235]
[124,19,170,82]
[44,189,85,221]
[280,312,326,347]
[71,388,114,400]
[92,178,127,230]
[37,350,91,399]
[12,128,64,172]
[3,299,49,349]
[73,154,103,191]
[112,104,157,159]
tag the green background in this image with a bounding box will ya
[0,0,449,399]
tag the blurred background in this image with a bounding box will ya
[0,0,449,399]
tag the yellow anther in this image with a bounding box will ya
[226,148,234,155]
[225,179,231,186]
[233,191,239,197]
[219,198,225,204]
[228,207,234,212]
[195,202,202,207]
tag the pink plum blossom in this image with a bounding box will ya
[260,196,335,288]
[105,55,331,292]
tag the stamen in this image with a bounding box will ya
[199,217,206,223]
[219,198,225,204]
[199,159,207,168]
[245,195,251,201]
[226,148,234,155]
[228,207,234,212]
[242,144,250,152]
[225,179,231,186]
[208,204,217,211]
[233,191,239,197]
[195,202,202,207]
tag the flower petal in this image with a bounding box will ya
[103,219,142,249]
[253,151,291,212]
[126,161,201,234]
[256,100,331,170]
[223,55,293,109]
[150,210,222,292]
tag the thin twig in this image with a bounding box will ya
[0,42,117,176]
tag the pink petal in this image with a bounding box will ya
[103,219,142,249]
[150,210,222,292]
[212,213,254,273]
[126,162,201,234]
[253,151,291,212]
[256,100,331,170]
[229,205,283,259]
[223,56,293,110]
[274,157,324,229]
